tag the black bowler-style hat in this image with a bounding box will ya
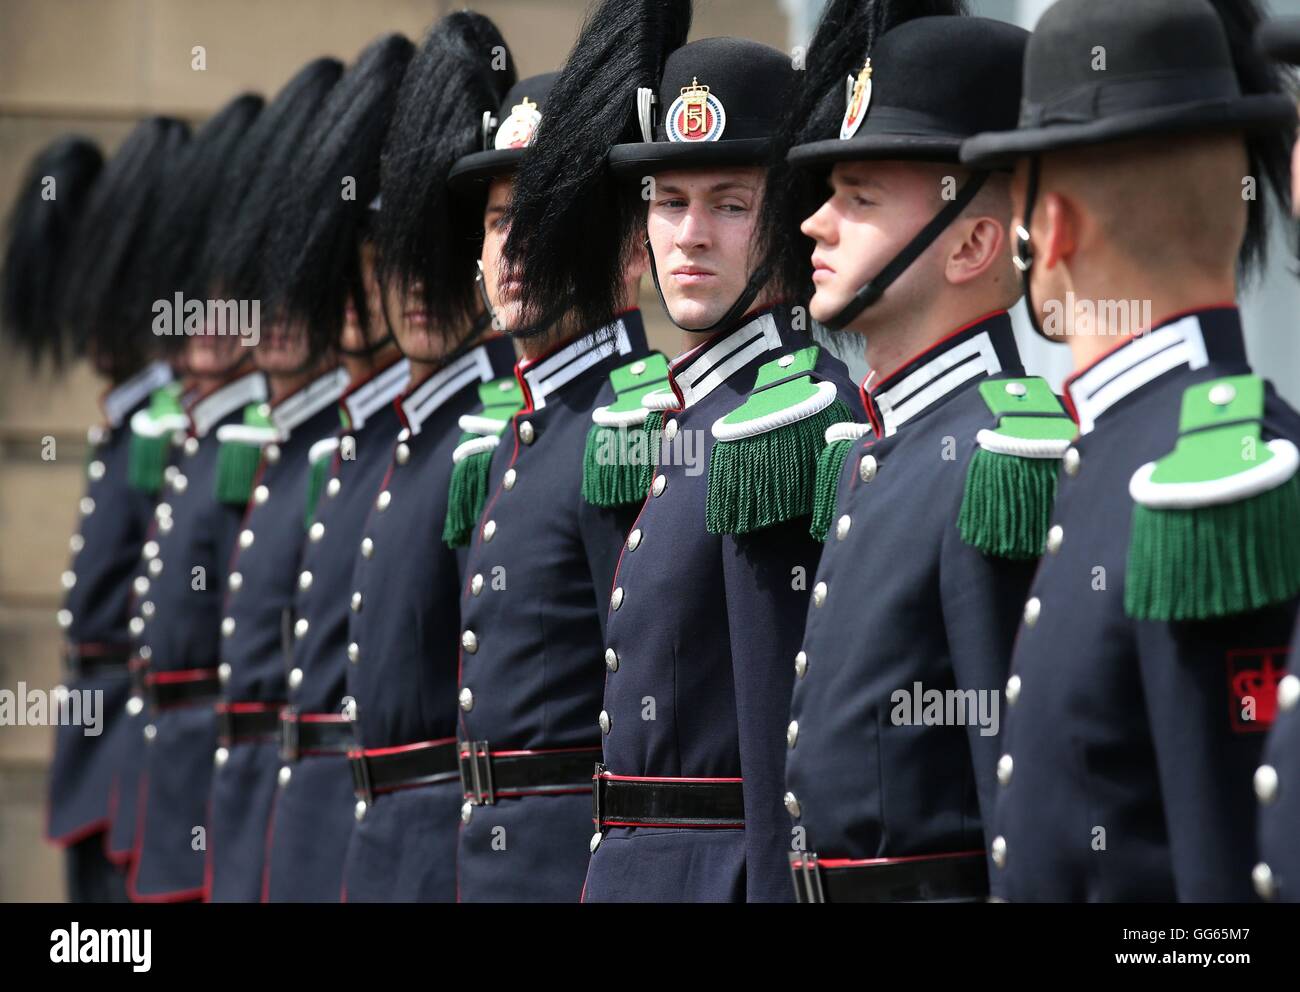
[962,0,1295,169]
[448,73,558,191]
[607,37,795,176]
[789,16,1028,168]
[1258,16,1300,65]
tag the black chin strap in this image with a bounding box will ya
[339,331,395,359]
[644,238,770,334]
[823,170,991,332]
[1014,155,1045,339]
[474,260,564,342]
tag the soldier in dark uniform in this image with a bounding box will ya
[505,0,861,902]
[204,60,350,903]
[961,0,1300,900]
[338,11,518,902]
[260,33,414,903]
[128,61,344,902]
[775,5,1059,903]
[1252,15,1300,903]
[445,70,654,902]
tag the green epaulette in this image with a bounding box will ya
[443,377,525,548]
[214,402,277,505]
[706,346,853,535]
[809,419,872,542]
[582,353,671,508]
[957,377,1074,559]
[127,382,187,494]
[304,436,341,528]
[1125,374,1300,621]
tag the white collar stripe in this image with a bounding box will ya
[271,368,349,436]
[523,319,632,410]
[344,359,410,430]
[190,373,267,438]
[403,346,495,434]
[673,313,783,408]
[873,331,1001,437]
[104,361,173,428]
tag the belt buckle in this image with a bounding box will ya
[280,707,299,763]
[458,740,495,806]
[349,750,374,805]
[789,851,827,904]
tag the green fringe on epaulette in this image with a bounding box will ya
[443,441,495,548]
[304,456,331,529]
[810,438,855,542]
[128,433,170,494]
[1124,474,1300,621]
[957,448,1061,560]
[582,418,662,508]
[706,400,852,536]
[215,441,263,505]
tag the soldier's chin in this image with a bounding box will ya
[808,286,854,328]
[665,291,727,332]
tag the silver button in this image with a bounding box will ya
[1278,673,1299,712]
[289,666,304,690]
[184,436,200,457]
[326,477,341,498]
[627,529,643,551]
[218,662,231,685]
[294,618,309,639]
[461,802,474,824]
[794,650,808,679]
[835,515,851,540]
[395,443,410,465]
[298,570,313,591]
[132,575,148,596]
[630,360,647,375]
[652,474,666,497]
[80,497,95,516]
[664,419,678,440]
[503,468,517,490]
[859,455,878,482]
[310,522,325,542]
[347,642,360,664]
[70,534,85,554]
[605,648,619,672]
[1045,525,1063,555]
[590,831,603,853]
[257,403,271,419]
[360,536,373,558]
[779,354,795,368]
[997,754,1014,786]
[140,600,155,619]
[350,591,363,613]
[157,516,173,535]
[214,746,229,767]
[171,474,188,495]
[239,529,254,549]
[1005,382,1027,397]
[519,421,535,444]
[57,608,73,630]
[229,571,243,592]
[164,465,179,484]
[126,696,144,716]
[459,687,474,711]
[1023,597,1041,628]
[470,573,484,596]
[265,443,281,464]
[139,645,151,660]
[148,558,163,577]
[611,587,624,611]
[1209,383,1237,407]
[598,710,611,734]
[1253,862,1276,901]
[783,792,801,818]
[278,765,292,787]
[376,490,391,512]
[1063,447,1080,477]
[143,540,159,560]
[221,617,236,638]
[253,484,269,505]
[342,696,357,721]
[88,459,106,481]
[812,581,828,608]
[786,720,799,748]
[397,428,410,443]
[354,800,367,822]
[991,835,1007,868]
[128,616,144,637]
[1005,673,1021,707]
[155,503,171,521]
[1254,764,1279,805]
[482,519,497,542]
[144,723,157,742]
[462,630,479,654]
[63,570,78,591]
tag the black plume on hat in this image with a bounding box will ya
[760,0,966,304]
[376,11,516,340]
[1,136,103,369]
[270,33,414,356]
[505,0,691,336]
[203,57,343,306]
[61,117,191,382]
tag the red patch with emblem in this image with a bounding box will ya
[1227,647,1288,733]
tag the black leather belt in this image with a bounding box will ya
[459,742,600,805]
[145,669,221,709]
[63,643,132,679]
[215,703,283,746]
[349,738,459,804]
[592,765,745,829]
[280,710,354,762]
[788,850,989,903]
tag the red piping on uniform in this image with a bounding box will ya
[870,309,1008,393]
[801,848,987,869]
[147,667,218,684]
[259,784,280,904]
[215,700,282,713]
[45,815,109,848]
[355,736,457,758]
[596,820,741,829]
[596,772,743,783]
[459,745,602,758]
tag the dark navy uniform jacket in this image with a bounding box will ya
[456,313,647,902]
[208,367,349,903]
[585,306,861,903]
[342,337,517,903]
[993,307,1300,902]
[264,356,409,903]
[1256,614,1300,902]
[47,362,172,852]
[128,369,266,901]
[786,312,1033,884]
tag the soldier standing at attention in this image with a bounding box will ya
[260,33,414,904]
[777,3,1061,904]
[506,0,861,902]
[338,11,518,903]
[961,0,1300,900]
[444,66,653,901]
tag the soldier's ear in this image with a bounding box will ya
[945,215,1007,288]
[1039,191,1081,273]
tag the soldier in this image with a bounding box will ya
[338,11,518,902]
[961,0,1300,900]
[261,33,414,903]
[444,68,654,902]
[506,0,861,902]
[128,61,343,902]
[204,60,350,903]
[1252,14,1300,904]
[777,5,1057,903]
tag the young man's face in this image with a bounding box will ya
[340,241,386,355]
[801,160,949,337]
[481,176,521,331]
[646,166,765,330]
[254,321,312,376]
[184,328,243,380]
